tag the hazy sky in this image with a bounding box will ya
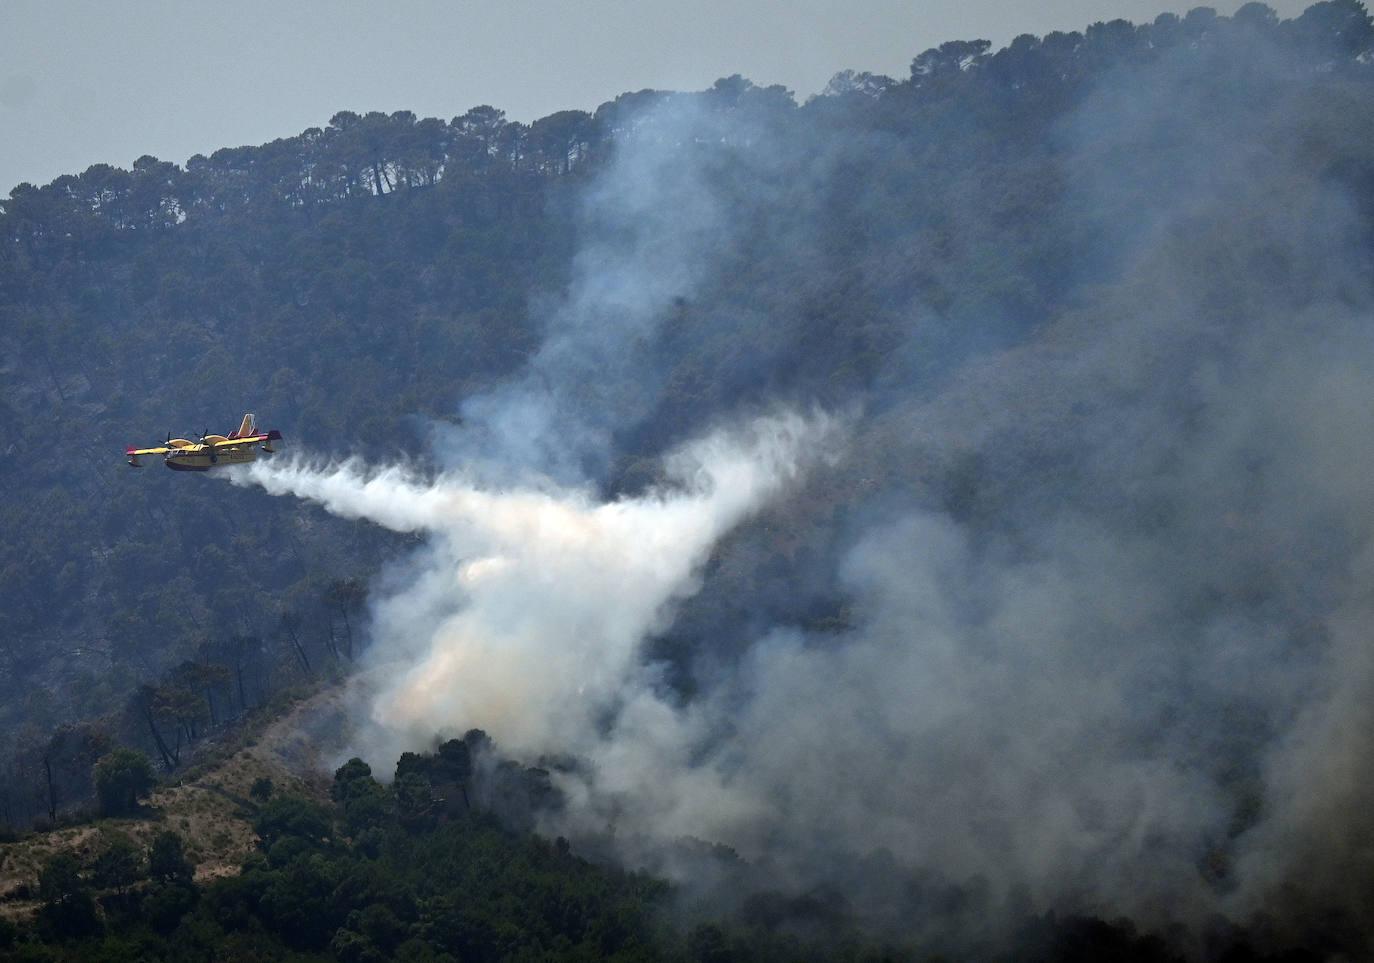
[2,0,1311,196]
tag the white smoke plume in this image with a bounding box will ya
[235,411,835,761]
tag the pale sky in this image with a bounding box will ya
[2,0,1313,196]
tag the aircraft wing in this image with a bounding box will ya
[213,429,282,447]
[126,445,171,456]
[208,433,268,448]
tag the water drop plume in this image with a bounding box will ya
[233,410,836,761]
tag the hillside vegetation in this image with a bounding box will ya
[3,2,1374,959]
[0,708,1210,962]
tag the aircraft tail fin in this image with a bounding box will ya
[235,413,256,439]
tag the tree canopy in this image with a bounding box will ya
[1,3,1373,959]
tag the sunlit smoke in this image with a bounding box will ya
[235,411,835,759]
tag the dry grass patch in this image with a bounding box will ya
[0,683,353,921]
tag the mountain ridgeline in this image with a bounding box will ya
[3,3,1374,959]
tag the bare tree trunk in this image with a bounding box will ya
[141,701,178,771]
[41,753,57,823]
[283,616,312,674]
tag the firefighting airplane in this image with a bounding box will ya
[126,413,282,471]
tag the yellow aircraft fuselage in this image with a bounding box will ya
[126,415,282,470]
[160,437,266,471]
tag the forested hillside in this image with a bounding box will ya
[4,2,1374,959]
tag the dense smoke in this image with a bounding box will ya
[236,20,1374,957]
[243,410,835,758]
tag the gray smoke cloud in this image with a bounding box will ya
[236,22,1374,956]
[444,97,749,484]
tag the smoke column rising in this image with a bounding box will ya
[241,25,1374,955]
